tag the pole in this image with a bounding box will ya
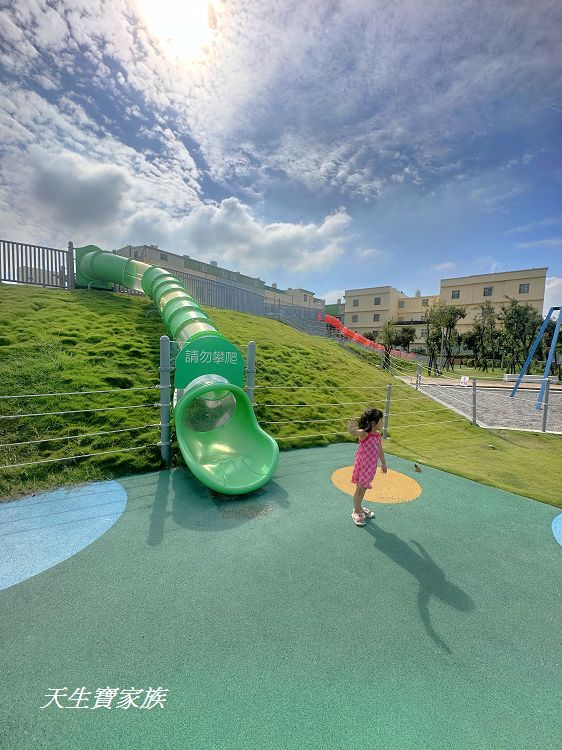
[472,378,477,426]
[439,327,445,374]
[246,341,256,404]
[67,241,75,289]
[536,312,562,410]
[416,363,421,390]
[383,383,391,438]
[511,308,555,398]
[541,378,550,433]
[159,335,171,465]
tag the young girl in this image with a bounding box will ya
[347,408,387,526]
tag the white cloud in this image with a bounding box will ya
[320,289,345,304]
[357,248,384,260]
[0,0,560,211]
[1,0,561,291]
[544,277,562,316]
[0,79,202,245]
[473,256,503,274]
[31,152,131,228]
[504,215,562,234]
[120,199,352,278]
[469,181,527,213]
[515,238,562,250]
[432,261,455,271]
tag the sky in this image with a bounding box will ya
[0,0,561,311]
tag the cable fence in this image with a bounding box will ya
[0,351,171,479]
[2,333,558,501]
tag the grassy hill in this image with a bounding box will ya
[0,284,560,507]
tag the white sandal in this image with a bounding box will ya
[351,511,366,526]
[361,507,375,519]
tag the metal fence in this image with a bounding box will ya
[264,302,322,321]
[162,267,264,315]
[0,240,75,289]
[1,239,264,316]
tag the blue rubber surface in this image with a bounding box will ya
[0,481,127,591]
[552,513,562,547]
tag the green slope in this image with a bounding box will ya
[0,284,560,506]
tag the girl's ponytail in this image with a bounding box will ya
[358,408,384,432]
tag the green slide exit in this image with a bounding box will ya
[75,245,279,495]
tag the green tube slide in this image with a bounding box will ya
[75,245,279,495]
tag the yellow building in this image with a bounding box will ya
[116,244,265,294]
[344,267,547,349]
[439,268,547,333]
[264,283,324,316]
[116,245,325,316]
[344,285,405,336]
[343,286,438,345]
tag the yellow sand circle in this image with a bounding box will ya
[331,467,422,504]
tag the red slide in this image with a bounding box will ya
[324,315,415,360]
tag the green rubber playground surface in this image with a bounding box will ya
[1,445,560,750]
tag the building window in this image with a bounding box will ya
[160,253,168,261]
[303,294,308,302]
[483,286,493,297]
[352,299,359,307]
[352,314,359,323]
[374,297,381,305]
[451,290,460,299]
[422,299,428,306]
[398,300,405,308]
[519,283,529,294]
[373,313,380,322]
[421,329,427,337]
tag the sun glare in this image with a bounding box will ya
[135,0,217,63]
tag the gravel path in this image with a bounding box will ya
[416,383,562,433]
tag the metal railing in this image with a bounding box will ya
[161,267,264,315]
[1,240,75,289]
[264,302,324,321]
[263,304,327,335]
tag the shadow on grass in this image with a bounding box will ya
[364,523,475,654]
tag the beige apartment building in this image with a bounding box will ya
[116,245,324,314]
[344,267,547,349]
[439,268,547,333]
[117,244,265,294]
[265,283,324,314]
[343,286,438,345]
[344,286,406,335]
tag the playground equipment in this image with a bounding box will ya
[75,245,279,495]
[324,315,415,360]
[511,306,561,410]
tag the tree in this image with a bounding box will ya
[397,326,416,352]
[379,321,401,370]
[424,302,467,374]
[464,301,498,372]
[498,299,543,373]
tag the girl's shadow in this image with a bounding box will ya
[364,523,475,654]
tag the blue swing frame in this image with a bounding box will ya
[510,306,561,410]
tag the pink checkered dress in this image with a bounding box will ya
[351,432,382,489]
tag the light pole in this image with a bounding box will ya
[438,327,445,374]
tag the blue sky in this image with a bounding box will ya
[0,0,561,310]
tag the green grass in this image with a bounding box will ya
[0,283,560,507]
